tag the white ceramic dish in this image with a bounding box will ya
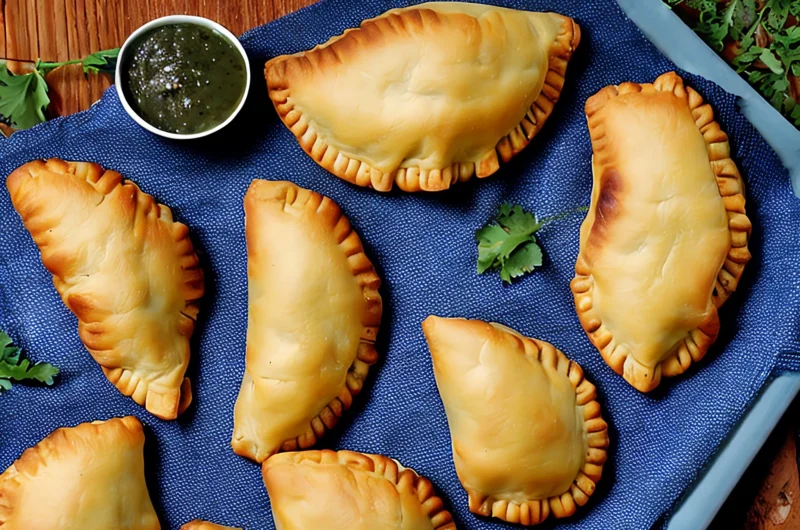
[115,15,251,140]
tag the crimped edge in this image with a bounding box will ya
[571,71,752,392]
[0,417,145,525]
[262,449,456,529]
[265,8,580,192]
[441,321,609,526]
[6,159,204,419]
[233,180,382,462]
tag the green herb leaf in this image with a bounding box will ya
[476,204,543,284]
[759,48,785,74]
[475,203,585,284]
[0,63,49,130]
[2,47,118,133]
[0,359,59,385]
[667,0,800,128]
[81,48,119,75]
[502,241,544,282]
[723,0,739,26]
[476,224,510,274]
[767,0,790,30]
[0,331,59,393]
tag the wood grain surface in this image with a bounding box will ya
[0,0,316,115]
[3,1,800,528]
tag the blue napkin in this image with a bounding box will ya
[1,1,799,529]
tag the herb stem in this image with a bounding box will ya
[35,58,83,72]
[539,205,589,226]
[744,3,768,40]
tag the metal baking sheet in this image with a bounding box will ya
[615,1,800,527]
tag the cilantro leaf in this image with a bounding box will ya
[0,331,59,393]
[1,47,117,134]
[475,203,585,284]
[0,359,59,385]
[476,224,510,274]
[81,48,119,75]
[0,63,49,130]
[476,204,543,283]
[502,241,544,283]
[497,204,544,234]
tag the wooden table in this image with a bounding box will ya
[3,1,799,528]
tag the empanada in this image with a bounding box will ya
[232,180,382,462]
[181,521,241,530]
[0,416,159,529]
[571,72,752,392]
[422,316,609,526]
[263,450,455,529]
[7,159,204,419]
[265,2,580,192]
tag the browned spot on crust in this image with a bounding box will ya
[588,167,623,247]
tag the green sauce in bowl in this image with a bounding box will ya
[121,23,247,135]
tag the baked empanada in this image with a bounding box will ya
[181,521,241,530]
[571,72,752,392]
[263,450,455,529]
[0,416,159,529]
[422,316,609,526]
[232,180,382,462]
[265,2,580,192]
[7,159,204,419]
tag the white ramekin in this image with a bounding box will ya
[115,15,251,140]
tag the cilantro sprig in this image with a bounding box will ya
[665,0,800,128]
[0,331,59,393]
[0,48,118,134]
[0,63,49,130]
[476,204,588,284]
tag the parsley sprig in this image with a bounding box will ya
[665,0,800,128]
[476,204,588,284]
[0,331,59,393]
[0,48,118,134]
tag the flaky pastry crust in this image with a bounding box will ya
[263,449,456,529]
[0,416,159,529]
[265,2,580,192]
[571,72,752,392]
[423,317,609,526]
[232,181,382,462]
[7,159,204,419]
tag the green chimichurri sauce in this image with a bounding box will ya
[122,23,247,135]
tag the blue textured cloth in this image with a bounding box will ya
[1,1,799,529]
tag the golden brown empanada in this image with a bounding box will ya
[571,72,752,392]
[263,450,455,529]
[180,521,241,530]
[232,181,382,463]
[423,316,609,526]
[7,159,204,419]
[0,416,159,529]
[265,2,580,192]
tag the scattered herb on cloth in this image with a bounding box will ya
[476,204,588,284]
[0,48,118,134]
[0,331,59,393]
[664,0,800,128]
